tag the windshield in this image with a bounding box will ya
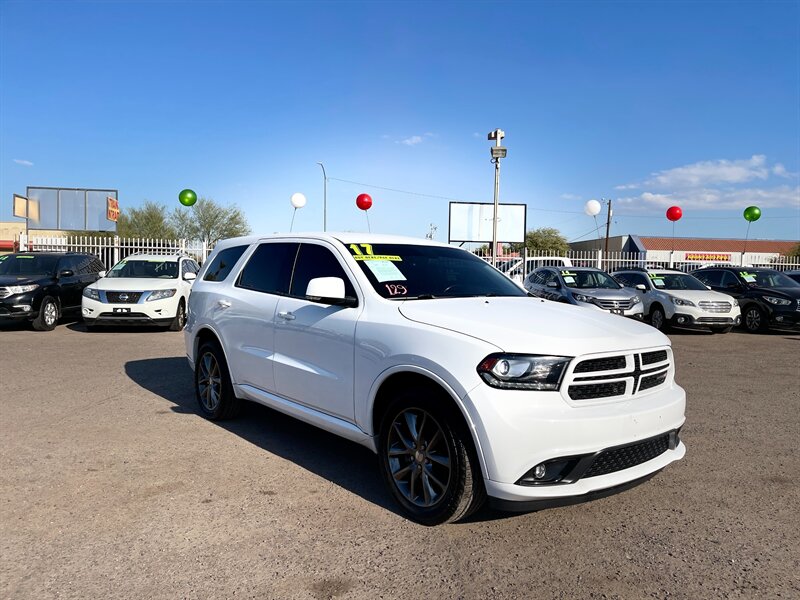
[649,273,709,291]
[0,254,58,277]
[346,243,527,299]
[739,270,800,288]
[562,270,621,289]
[107,259,179,279]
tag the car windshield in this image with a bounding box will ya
[739,270,800,288]
[649,273,708,291]
[345,243,527,299]
[0,254,58,276]
[107,259,179,279]
[562,270,621,289]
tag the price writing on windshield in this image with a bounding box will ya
[385,284,408,296]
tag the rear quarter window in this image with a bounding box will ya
[203,245,249,282]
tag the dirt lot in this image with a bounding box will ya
[1,321,799,599]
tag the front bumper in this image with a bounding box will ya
[767,309,800,329]
[463,379,686,503]
[0,295,38,321]
[82,295,177,327]
[670,311,741,330]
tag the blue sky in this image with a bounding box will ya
[1,0,798,244]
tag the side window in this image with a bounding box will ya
[237,243,298,294]
[181,259,192,276]
[203,245,249,282]
[290,244,356,299]
[720,271,740,288]
[92,258,106,273]
[59,256,80,274]
[189,260,200,273]
[695,270,721,286]
[542,270,557,286]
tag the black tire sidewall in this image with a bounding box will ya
[194,341,235,420]
[650,306,666,330]
[744,306,764,332]
[33,296,58,331]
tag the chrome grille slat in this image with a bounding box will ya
[698,301,732,313]
[596,299,634,310]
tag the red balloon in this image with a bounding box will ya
[666,206,683,222]
[356,193,373,211]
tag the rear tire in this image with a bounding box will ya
[378,386,485,525]
[32,296,58,331]
[195,341,241,420]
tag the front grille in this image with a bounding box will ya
[583,433,672,478]
[639,371,668,391]
[696,317,733,324]
[568,381,626,400]
[105,291,142,304]
[641,350,668,366]
[596,298,635,310]
[699,301,732,313]
[574,356,626,373]
[98,311,149,319]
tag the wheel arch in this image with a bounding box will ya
[193,325,232,371]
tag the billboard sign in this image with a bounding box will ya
[448,202,526,243]
[106,197,120,222]
[25,187,118,232]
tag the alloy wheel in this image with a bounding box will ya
[386,408,452,508]
[745,308,761,331]
[197,352,222,412]
[44,302,57,326]
[651,309,664,330]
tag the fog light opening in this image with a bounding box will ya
[533,464,546,479]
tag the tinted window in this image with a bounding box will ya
[694,270,722,286]
[204,246,248,282]
[0,255,59,276]
[720,271,740,288]
[616,272,649,288]
[237,243,298,294]
[290,244,357,298]
[736,269,800,288]
[58,256,81,274]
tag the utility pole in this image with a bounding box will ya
[487,129,507,267]
[603,198,613,258]
[425,223,437,240]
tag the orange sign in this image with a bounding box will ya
[107,197,120,222]
[685,253,731,261]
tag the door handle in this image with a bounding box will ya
[217,299,232,309]
[277,311,296,321]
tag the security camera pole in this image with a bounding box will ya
[487,129,507,267]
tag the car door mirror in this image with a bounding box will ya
[635,284,647,291]
[183,272,197,281]
[58,269,74,278]
[306,277,357,307]
[97,270,106,278]
[706,285,712,290]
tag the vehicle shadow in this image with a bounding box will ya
[123,356,515,524]
[67,321,169,333]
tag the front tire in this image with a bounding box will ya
[169,299,186,331]
[649,305,668,331]
[195,341,241,420]
[743,306,766,333]
[32,296,58,331]
[378,387,485,526]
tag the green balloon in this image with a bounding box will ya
[743,206,761,222]
[178,189,197,207]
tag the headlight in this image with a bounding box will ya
[764,295,791,306]
[732,299,738,306]
[671,297,695,307]
[146,289,177,302]
[477,354,571,391]
[82,287,100,301]
[6,284,38,295]
[630,296,641,305]
[572,293,596,304]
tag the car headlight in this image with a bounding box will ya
[671,297,695,307]
[764,295,791,306]
[572,293,596,304]
[732,299,738,307]
[146,289,177,302]
[6,284,38,295]
[477,354,571,391]
[630,296,641,305]
[82,287,100,301]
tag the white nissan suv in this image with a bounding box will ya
[185,234,686,525]
[82,252,199,330]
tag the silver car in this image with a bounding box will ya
[524,267,644,319]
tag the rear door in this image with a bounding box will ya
[273,242,361,422]
[57,256,83,310]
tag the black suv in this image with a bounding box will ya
[0,252,106,330]
[691,266,800,333]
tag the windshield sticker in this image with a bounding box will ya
[560,271,576,277]
[652,278,666,287]
[0,255,7,260]
[740,272,756,283]
[385,284,408,296]
[16,255,34,259]
[349,243,401,262]
[364,260,406,283]
[563,276,576,284]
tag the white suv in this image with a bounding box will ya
[185,234,686,525]
[82,253,199,330]
[612,268,741,333]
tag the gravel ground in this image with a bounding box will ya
[1,321,799,599]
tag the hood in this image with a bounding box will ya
[661,289,737,303]
[748,286,800,299]
[398,297,668,356]
[0,274,51,286]
[91,277,179,292]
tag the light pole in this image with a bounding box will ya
[487,129,507,266]
[317,162,327,232]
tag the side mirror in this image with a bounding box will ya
[306,277,357,307]
[58,269,74,278]
[97,270,107,278]
[546,281,559,288]
[183,272,197,281]
[635,284,647,291]
[706,285,712,290]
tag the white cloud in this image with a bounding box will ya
[13,159,33,167]
[399,135,423,146]
[560,193,581,201]
[644,155,770,188]
[614,183,639,191]
[617,185,800,211]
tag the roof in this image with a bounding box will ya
[214,232,449,251]
[639,237,798,254]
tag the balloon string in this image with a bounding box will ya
[743,222,751,255]
[593,216,600,239]
[290,208,296,232]
[365,210,371,233]
[672,221,675,252]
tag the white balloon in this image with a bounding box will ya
[290,192,307,209]
[584,199,602,216]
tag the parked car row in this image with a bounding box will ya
[0,251,199,331]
